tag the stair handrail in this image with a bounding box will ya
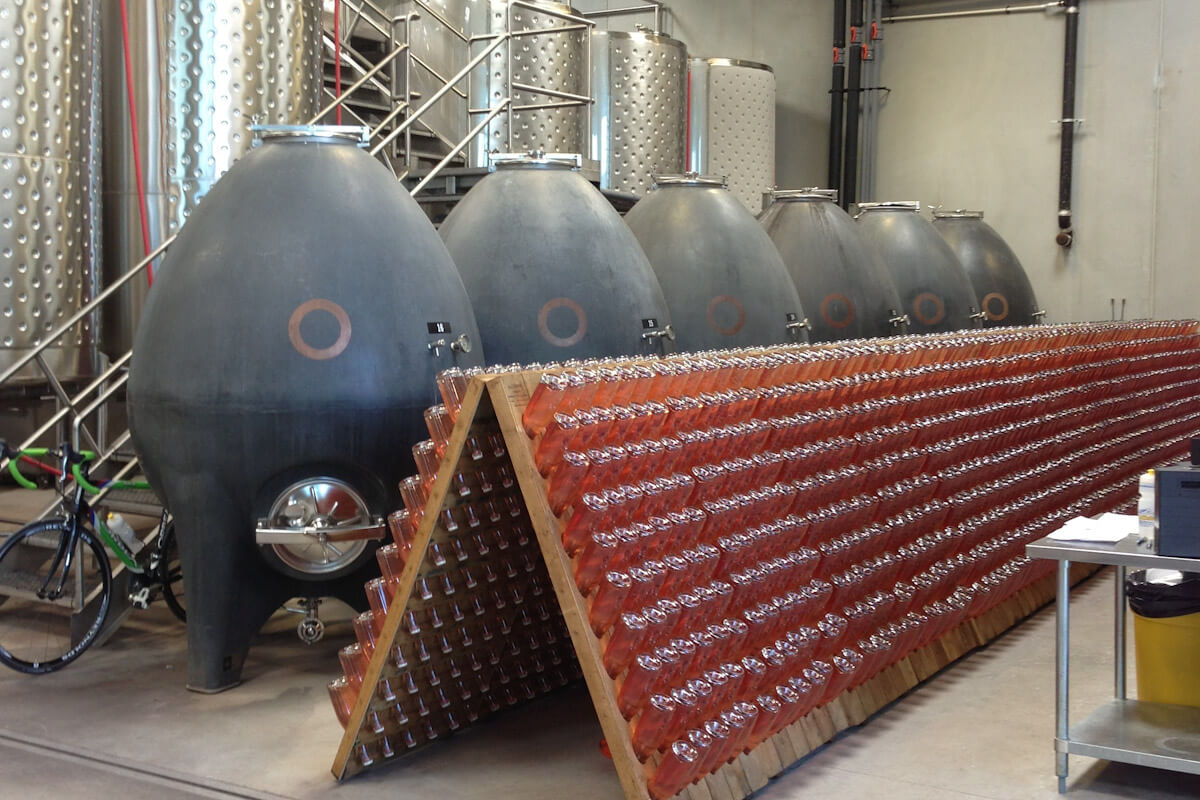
[409,100,511,196]
[369,32,511,158]
[410,0,470,43]
[0,237,174,389]
[321,34,398,99]
[0,352,132,473]
[312,27,415,125]
[338,0,394,41]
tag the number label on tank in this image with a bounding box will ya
[427,321,452,334]
[642,318,660,330]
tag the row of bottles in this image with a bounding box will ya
[513,322,1200,797]
[329,320,1200,790]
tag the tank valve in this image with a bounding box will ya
[786,318,810,336]
[641,325,676,342]
[968,309,987,328]
[428,333,473,357]
[888,312,910,330]
[1032,309,1048,323]
[292,597,325,645]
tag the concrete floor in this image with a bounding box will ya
[2,568,1200,799]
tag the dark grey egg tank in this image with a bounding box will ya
[760,189,907,341]
[623,175,807,351]
[439,153,675,363]
[127,126,484,692]
[855,202,981,334]
[932,210,1044,327]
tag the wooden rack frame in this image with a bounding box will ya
[332,325,1200,799]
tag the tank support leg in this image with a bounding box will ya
[172,479,289,692]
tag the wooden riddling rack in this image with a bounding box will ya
[331,321,1200,799]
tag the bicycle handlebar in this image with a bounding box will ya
[2,442,148,493]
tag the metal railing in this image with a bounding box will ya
[580,0,665,33]
[331,0,595,196]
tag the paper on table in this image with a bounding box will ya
[1047,513,1138,543]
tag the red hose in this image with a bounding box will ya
[118,0,154,287]
[334,0,343,124]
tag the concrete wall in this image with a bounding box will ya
[874,0,1200,323]
[574,0,833,188]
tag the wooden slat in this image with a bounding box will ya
[487,375,653,800]
[332,380,489,779]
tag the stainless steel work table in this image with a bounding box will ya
[1027,534,1200,792]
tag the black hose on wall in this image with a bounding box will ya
[829,0,847,192]
[842,0,864,210]
[1057,0,1080,247]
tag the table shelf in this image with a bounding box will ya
[1064,699,1200,776]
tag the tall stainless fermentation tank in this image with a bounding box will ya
[0,0,101,381]
[468,0,592,168]
[128,125,484,692]
[439,152,673,364]
[102,0,323,356]
[760,189,907,341]
[855,202,980,334]
[590,30,687,197]
[932,210,1044,327]
[624,175,806,351]
[687,57,775,213]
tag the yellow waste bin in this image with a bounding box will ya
[1129,569,1200,708]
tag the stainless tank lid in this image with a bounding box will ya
[770,188,839,203]
[691,56,775,73]
[252,124,370,147]
[503,0,582,15]
[932,209,985,219]
[491,151,582,171]
[855,201,921,216]
[594,27,685,47]
[652,173,728,189]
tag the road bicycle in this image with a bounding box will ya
[0,442,184,674]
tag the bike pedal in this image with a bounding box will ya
[128,587,152,610]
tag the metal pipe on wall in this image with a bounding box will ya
[859,0,881,202]
[882,1,1063,24]
[1056,0,1080,247]
[829,0,847,192]
[841,0,864,210]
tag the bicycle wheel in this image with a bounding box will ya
[0,520,112,674]
[157,520,186,624]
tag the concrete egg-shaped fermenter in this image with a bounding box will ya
[932,210,1044,327]
[439,153,675,363]
[760,189,907,341]
[855,202,980,334]
[127,126,484,691]
[624,175,808,351]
